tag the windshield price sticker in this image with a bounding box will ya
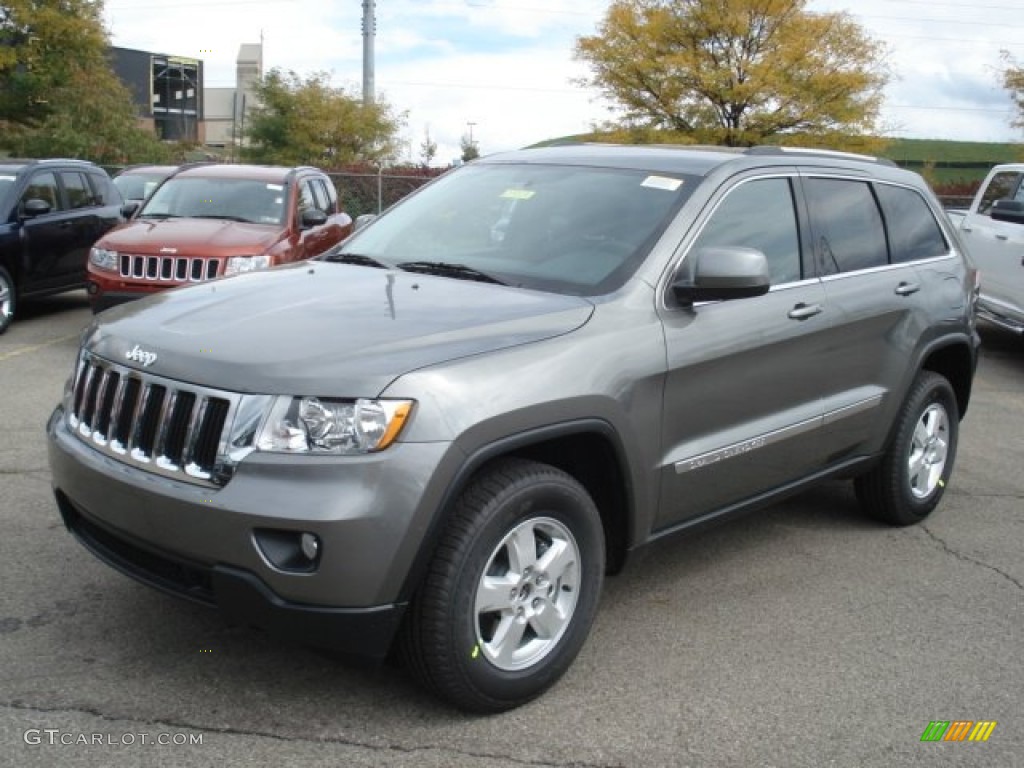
[641,175,684,191]
[500,189,536,200]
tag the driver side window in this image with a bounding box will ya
[691,177,802,285]
[21,171,61,213]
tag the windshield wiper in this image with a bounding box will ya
[139,213,181,220]
[191,214,253,223]
[397,261,506,285]
[320,252,389,269]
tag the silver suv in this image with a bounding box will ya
[47,145,979,712]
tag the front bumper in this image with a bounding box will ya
[48,406,456,658]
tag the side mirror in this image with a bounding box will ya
[353,213,377,232]
[21,198,51,218]
[300,208,328,229]
[990,198,1024,225]
[121,201,140,219]
[672,246,771,304]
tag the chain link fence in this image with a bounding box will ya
[328,168,448,219]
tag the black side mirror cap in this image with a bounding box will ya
[301,208,329,229]
[121,202,140,219]
[990,198,1024,225]
[21,198,51,218]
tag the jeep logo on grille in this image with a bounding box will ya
[125,344,158,367]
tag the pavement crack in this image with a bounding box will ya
[2,701,623,767]
[920,525,1024,591]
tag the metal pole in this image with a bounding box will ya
[362,0,375,105]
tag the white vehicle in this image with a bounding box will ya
[955,163,1024,335]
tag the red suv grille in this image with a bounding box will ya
[119,254,221,282]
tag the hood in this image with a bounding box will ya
[86,262,595,395]
[98,217,284,257]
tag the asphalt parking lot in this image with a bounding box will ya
[1,291,1022,768]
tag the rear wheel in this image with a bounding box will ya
[855,371,959,525]
[0,266,15,334]
[400,458,605,712]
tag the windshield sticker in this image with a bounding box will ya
[0,175,16,182]
[500,189,536,200]
[641,175,684,192]
[266,184,284,191]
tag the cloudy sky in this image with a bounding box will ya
[102,0,1024,164]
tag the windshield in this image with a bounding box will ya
[337,163,695,295]
[114,172,170,202]
[139,177,287,225]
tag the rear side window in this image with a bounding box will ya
[875,184,948,263]
[690,177,802,285]
[309,178,332,214]
[89,173,120,206]
[61,171,95,209]
[805,178,887,275]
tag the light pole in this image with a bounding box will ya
[467,121,476,146]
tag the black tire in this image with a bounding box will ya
[855,371,959,526]
[399,457,605,713]
[0,266,15,334]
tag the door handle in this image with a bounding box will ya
[895,282,920,296]
[996,234,1009,241]
[788,303,823,320]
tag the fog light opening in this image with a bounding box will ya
[253,529,322,573]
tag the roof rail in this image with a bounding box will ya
[745,145,898,167]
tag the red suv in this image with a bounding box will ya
[87,164,352,312]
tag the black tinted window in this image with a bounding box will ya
[806,178,887,275]
[978,171,1021,215]
[691,177,802,285]
[876,184,948,263]
[61,171,94,209]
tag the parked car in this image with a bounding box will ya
[48,145,979,712]
[86,163,353,312]
[948,162,1024,335]
[0,158,123,334]
[111,164,179,208]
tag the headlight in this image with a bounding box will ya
[89,247,118,272]
[255,396,413,454]
[224,255,272,276]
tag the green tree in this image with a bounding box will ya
[419,126,438,168]
[0,0,170,163]
[244,69,405,166]
[460,133,480,162]
[574,0,890,147]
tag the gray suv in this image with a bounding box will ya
[47,145,979,712]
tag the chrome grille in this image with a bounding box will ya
[68,353,239,486]
[119,254,220,282]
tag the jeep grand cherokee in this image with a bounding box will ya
[47,145,979,712]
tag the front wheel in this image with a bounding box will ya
[0,266,15,334]
[855,371,959,526]
[400,458,605,712]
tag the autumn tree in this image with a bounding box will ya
[1001,51,1024,132]
[574,0,890,147]
[244,69,405,166]
[0,0,170,163]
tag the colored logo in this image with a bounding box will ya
[920,721,997,742]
